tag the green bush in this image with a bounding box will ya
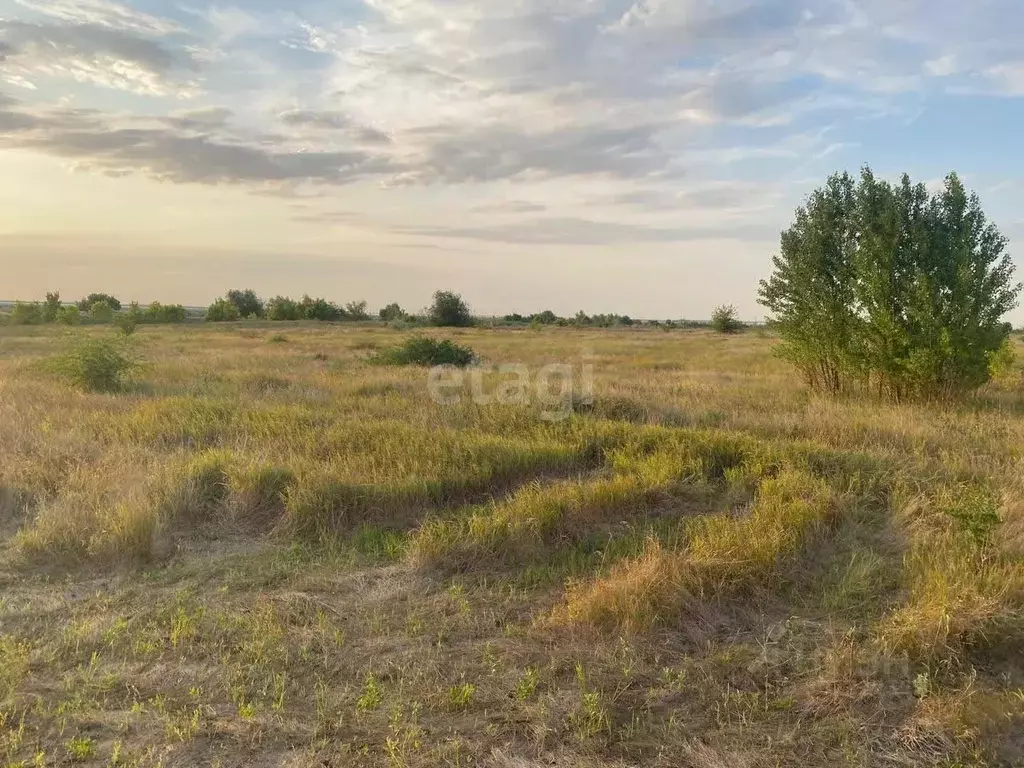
[89,301,115,324]
[375,336,476,367]
[710,304,744,334]
[76,293,121,312]
[206,298,241,322]
[47,336,140,393]
[379,303,407,322]
[267,296,302,321]
[143,302,188,324]
[55,306,81,326]
[8,302,43,325]
[299,295,344,321]
[429,291,473,327]
[116,312,138,336]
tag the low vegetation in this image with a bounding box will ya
[42,333,140,393]
[710,304,744,334]
[374,336,477,367]
[0,321,1022,767]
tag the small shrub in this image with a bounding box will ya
[514,667,540,701]
[375,336,476,367]
[357,674,383,712]
[710,304,744,334]
[117,312,138,336]
[47,335,139,393]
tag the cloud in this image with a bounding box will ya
[14,0,183,36]
[0,20,200,96]
[393,216,779,245]
[0,95,397,186]
[472,201,549,214]
[390,121,678,185]
[278,109,392,144]
[163,106,234,130]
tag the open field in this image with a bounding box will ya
[1,323,1023,767]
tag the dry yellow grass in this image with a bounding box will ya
[0,322,1022,767]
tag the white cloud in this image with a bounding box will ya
[0,20,201,96]
[13,0,182,36]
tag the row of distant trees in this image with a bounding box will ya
[203,289,475,327]
[5,292,189,327]
[5,288,746,333]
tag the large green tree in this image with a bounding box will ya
[760,168,1019,400]
[759,171,861,394]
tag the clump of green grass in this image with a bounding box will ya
[878,535,1023,665]
[65,736,93,761]
[45,334,140,393]
[373,336,476,367]
[447,682,476,710]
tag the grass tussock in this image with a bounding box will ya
[561,469,838,631]
[878,536,1024,665]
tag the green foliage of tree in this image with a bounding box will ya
[379,303,407,322]
[225,289,264,319]
[206,297,241,322]
[56,306,81,326]
[345,300,369,321]
[299,295,345,322]
[43,292,62,323]
[572,311,633,328]
[429,291,473,327]
[147,302,188,323]
[8,301,43,325]
[267,296,303,321]
[77,293,121,312]
[760,168,1021,400]
[710,305,744,334]
[88,301,115,324]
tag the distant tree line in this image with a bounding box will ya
[204,289,475,328]
[4,292,189,327]
[4,286,753,334]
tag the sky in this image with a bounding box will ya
[1,0,1024,321]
